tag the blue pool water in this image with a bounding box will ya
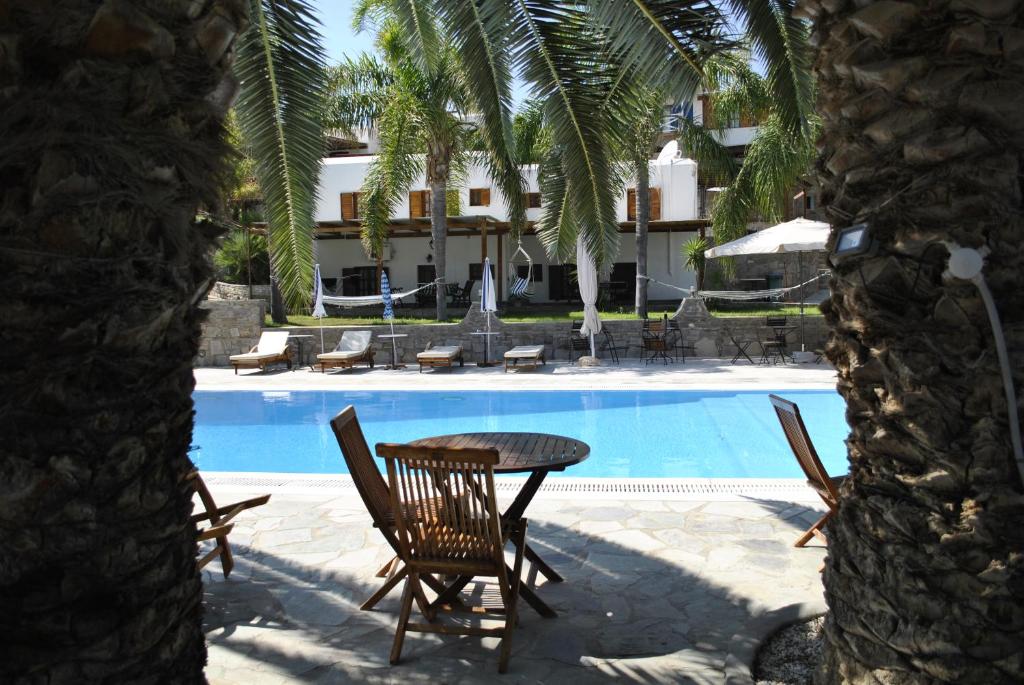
[192,390,848,479]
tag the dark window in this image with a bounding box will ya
[416,264,435,284]
[548,264,577,301]
[517,264,542,282]
[341,266,389,296]
[469,188,491,206]
[469,262,495,281]
[527,192,542,209]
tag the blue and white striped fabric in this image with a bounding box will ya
[380,272,394,320]
[509,276,530,297]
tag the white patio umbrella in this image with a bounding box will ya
[703,217,830,351]
[311,263,327,354]
[480,257,497,365]
[576,238,602,358]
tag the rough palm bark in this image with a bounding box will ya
[428,148,450,321]
[635,161,650,317]
[0,1,246,682]
[802,0,1024,682]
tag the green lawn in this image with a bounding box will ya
[264,305,819,327]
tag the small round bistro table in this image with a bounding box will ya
[410,431,590,617]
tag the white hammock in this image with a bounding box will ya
[322,280,439,308]
[638,273,828,301]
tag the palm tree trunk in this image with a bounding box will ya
[635,161,650,318]
[428,168,449,322]
[806,0,1024,682]
[268,256,287,324]
[0,1,247,681]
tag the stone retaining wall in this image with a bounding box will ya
[201,298,828,367]
[207,281,272,303]
[197,299,265,367]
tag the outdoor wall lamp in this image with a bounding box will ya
[829,222,876,266]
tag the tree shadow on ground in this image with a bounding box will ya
[202,500,828,684]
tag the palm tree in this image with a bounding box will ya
[677,52,818,252]
[327,1,524,321]
[619,88,665,318]
[0,1,252,680]
[438,1,1024,681]
[1,0,327,679]
[327,51,467,321]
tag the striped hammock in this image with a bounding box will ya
[322,280,437,308]
[509,276,531,297]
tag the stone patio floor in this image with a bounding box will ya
[197,358,836,683]
[202,490,828,684]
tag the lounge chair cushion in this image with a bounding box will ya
[417,346,462,360]
[504,345,545,359]
[318,331,372,360]
[230,331,290,361]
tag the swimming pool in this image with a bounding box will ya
[192,389,848,479]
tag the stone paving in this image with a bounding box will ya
[202,491,829,684]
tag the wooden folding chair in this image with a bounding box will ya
[768,395,845,547]
[188,471,270,577]
[329,406,448,610]
[377,442,527,673]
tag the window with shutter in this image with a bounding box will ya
[409,190,430,218]
[527,192,542,208]
[627,188,637,221]
[698,94,715,128]
[469,188,491,206]
[649,188,661,221]
[340,192,360,220]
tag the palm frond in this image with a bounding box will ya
[588,0,729,104]
[360,92,424,256]
[677,116,738,184]
[434,0,527,232]
[323,56,394,131]
[508,1,620,267]
[726,0,813,134]
[235,0,327,311]
[389,0,443,73]
[709,112,818,246]
[512,100,549,164]
[536,148,579,262]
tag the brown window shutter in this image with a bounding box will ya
[481,188,490,206]
[423,190,431,217]
[699,95,715,128]
[341,193,354,220]
[410,190,423,218]
[649,188,661,221]
[627,188,637,221]
[740,111,754,128]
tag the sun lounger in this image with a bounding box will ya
[504,345,546,372]
[317,330,374,372]
[416,345,464,372]
[229,331,292,374]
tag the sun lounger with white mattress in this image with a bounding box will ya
[229,331,292,374]
[416,345,464,372]
[503,345,546,372]
[317,330,374,372]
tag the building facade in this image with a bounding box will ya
[311,153,706,304]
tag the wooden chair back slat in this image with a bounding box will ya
[378,443,503,568]
[768,395,839,505]
[330,406,393,529]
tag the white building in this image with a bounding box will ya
[311,152,707,304]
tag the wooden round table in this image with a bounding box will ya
[410,432,590,617]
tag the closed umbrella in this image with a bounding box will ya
[576,238,602,358]
[311,263,327,354]
[381,271,398,366]
[480,257,497,366]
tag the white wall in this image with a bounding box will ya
[312,154,701,303]
[315,156,698,224]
